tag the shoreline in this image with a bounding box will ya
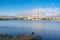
[0,17,60,20]
[0,19,60,21]
[0,33,42,40]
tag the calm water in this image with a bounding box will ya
[0,20,60,40]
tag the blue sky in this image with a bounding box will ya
[0,0,60,16]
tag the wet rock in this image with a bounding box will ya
[0,34,8,38]
[0,33,42,40]
[0,34,9,40]
[10,37,16,40]
[17,34,42,40]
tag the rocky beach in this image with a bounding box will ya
[0,32,42,40]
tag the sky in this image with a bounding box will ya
[0,0,60,17]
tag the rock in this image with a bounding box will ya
[0,33,42,40]
[31,32,35,35]
[10,37,16,40]
[17,34,42,40]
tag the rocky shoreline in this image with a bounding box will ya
[0,33,42,40]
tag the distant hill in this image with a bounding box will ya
[0,16,16,18]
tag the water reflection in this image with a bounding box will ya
[32,21,43,30]
[0,20,60,40]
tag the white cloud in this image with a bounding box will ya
[33,8,60,16]
[18,7,60,17]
